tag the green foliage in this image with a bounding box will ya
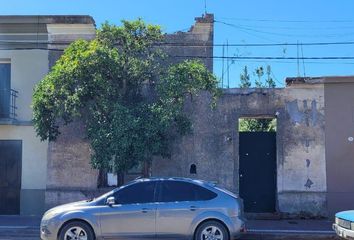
[239,66,251,88]
[238,64,277,132]
[239,118,276,132]
[151,60,219,139]
[239,65,276,88]
[32,19,219,174]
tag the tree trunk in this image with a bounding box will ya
[143,161,151,178]
[117,172,125,186]
[97,169,108,188]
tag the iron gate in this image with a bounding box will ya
[239,132,276,213]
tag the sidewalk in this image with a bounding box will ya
[0,215,40,228]
[0,216,40,239]
[241,219,338,240]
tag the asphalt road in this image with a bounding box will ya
[0,228,340,240]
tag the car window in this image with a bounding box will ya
[159,181,217,202]
[113,181,156,204]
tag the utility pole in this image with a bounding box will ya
[301,43,306,77]
[297,40,300,77]
[222,44,225,88]
[227,40,230,88]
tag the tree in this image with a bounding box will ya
[32,19,219,183]
[239,66,251,88]
[238,65,276,132]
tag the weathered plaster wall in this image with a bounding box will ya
[44,19,99,209]
[152,84,327,216]
[162,14,213,72]
[45,121,99,209]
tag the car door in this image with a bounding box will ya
[99,180,157,239]
[155,180,217,239]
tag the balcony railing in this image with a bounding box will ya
[0,89,18,120]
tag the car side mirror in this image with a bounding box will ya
[106,196,115,206]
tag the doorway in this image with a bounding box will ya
[238,118,276,213]
[0,140,22,215]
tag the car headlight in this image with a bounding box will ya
[335,217,339,224]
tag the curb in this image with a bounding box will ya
[240,230,338,240]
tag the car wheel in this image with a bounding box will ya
[59,221,95,240]
[195,220,229,240]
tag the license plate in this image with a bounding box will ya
[338,218,351,229]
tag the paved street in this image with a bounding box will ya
[0,216,339,240]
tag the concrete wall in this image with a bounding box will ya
[324,77,354,216]
[152,83,327,216]
[162,14,213,72]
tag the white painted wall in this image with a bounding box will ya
[0,125,48,189]
[0,49,49,190]
[0,49,49,121]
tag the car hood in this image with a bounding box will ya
[336,210,354,222]
[42,200,92,220]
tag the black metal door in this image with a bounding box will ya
[239,132,276,213]
[0,140,22,215]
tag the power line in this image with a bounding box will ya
[213,58,354,65]
[217,17,354,23]
[215,20,354,38]
[222,23,354,30]
[172,55,354,60]
[2,45,354,61]
[4,39,354,47]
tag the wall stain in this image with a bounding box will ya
[286,100,320,126]
[311,100,318,126]
[306,159,311,168]
[305,178,314,189]
[286,100,304,124]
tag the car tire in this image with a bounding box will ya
[195,220,229,240]
[59,220,95,240]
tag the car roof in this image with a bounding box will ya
[134,177,217,187]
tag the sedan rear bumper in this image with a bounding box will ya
[230,216,246,239]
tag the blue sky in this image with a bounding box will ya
[2,0,354,87]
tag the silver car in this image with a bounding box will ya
[41,177,246,240]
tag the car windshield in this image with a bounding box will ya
[93,179,141,203]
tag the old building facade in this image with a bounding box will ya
[153,76,354,217]
[153,79,327,216]
[0,15,95,215]
[1,13,354,218]
[43,14,216,210]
